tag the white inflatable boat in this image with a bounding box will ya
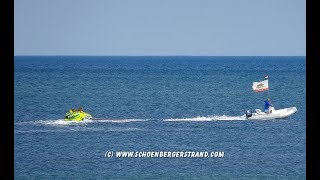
[245,106,297,120]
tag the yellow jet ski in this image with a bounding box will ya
[64,108,92,122]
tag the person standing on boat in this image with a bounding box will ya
[264,98,273,113]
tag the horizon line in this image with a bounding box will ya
[14,55,306,57]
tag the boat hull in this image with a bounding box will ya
[246,107,297,120]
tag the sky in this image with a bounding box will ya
[14,0,305,56]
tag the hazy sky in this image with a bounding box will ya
[14,0,305,56]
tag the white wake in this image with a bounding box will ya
[16,118,148,126]
[163,115,247,122]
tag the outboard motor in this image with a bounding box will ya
[245,110,252,118]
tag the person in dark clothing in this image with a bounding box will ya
[78,107,83,112]
[264,98,273,113]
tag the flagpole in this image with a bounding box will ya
[265,75,271,100]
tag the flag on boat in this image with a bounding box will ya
[252,79,269,92]
[264,75,269,79]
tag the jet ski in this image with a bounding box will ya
[64,108,92,122]
[245,106,297,120]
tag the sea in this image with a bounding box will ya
[14,56,306,179]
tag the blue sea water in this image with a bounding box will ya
[14,56,306,179]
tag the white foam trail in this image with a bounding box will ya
[91,119,148,123]
[15,127,143,133]
[18,118,148,126]
[163,115,247,121]
[28,119,89,125]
